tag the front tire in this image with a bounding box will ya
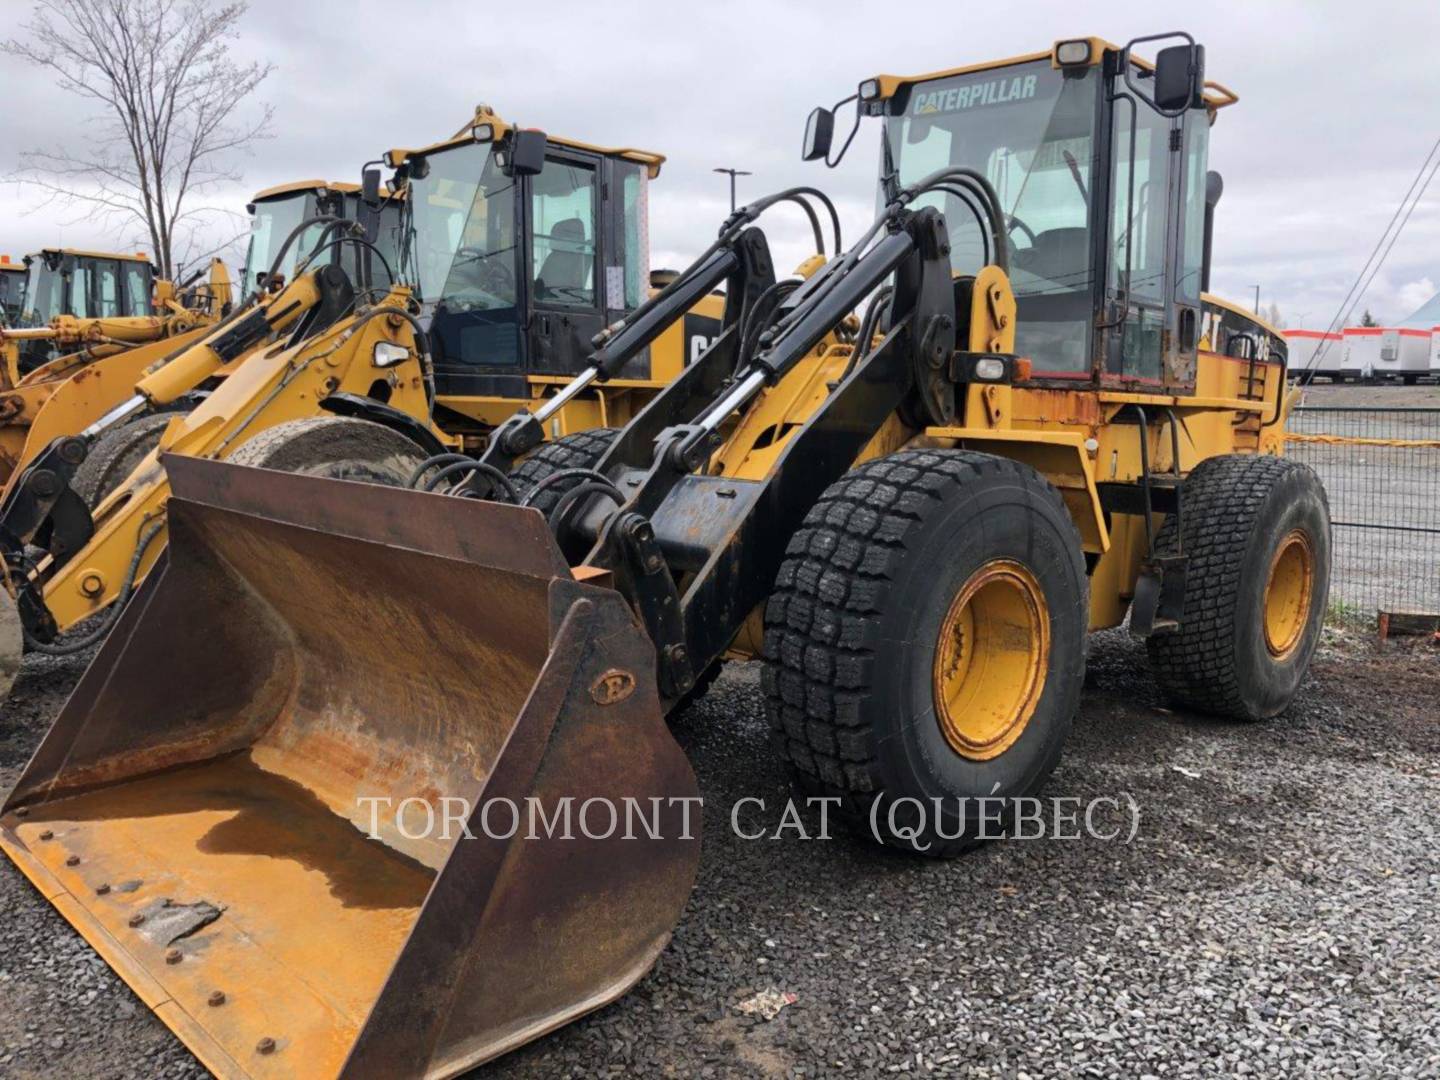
[1146,454,1330,720]
[74,413,177,508]
[761,449,1088,857]
[510,428,620,514]
[227,416,427,484]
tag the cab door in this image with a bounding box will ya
[524,148,605,377]
[1103,62,1207,392]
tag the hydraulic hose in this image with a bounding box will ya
[21,517,165,655]
[904,167,1007,273]
[265,214,342,287]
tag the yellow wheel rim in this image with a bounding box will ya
[932,559,1050,761]
[1264,529,1315,658]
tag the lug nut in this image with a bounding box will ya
[165,948,182,965]
[256,1037,277,1055]
[207,991,226,1007]
[128,913,145,927]
[95,883,110,895]
[66,855,81,866]
[38,830,53,841]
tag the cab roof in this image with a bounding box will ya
[250,179,362,201]
[388,105,667,179]
[866,37,1238,114]
[28,248,153,265]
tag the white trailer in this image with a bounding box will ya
[1342,327,1431,383]
[1285,329,1344,381]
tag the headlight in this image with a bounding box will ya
[858,78,881,101]
[373,341,410,368]
[1054,39,1091,66]
[974,356,1006,381]
[472,122,495,143]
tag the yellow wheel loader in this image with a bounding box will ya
[5,248,169,376]
[0,34,1330,1077]
[394,105,724,446]
[0,258,234,484]
[0,111,730,682]
[238,178,404,303]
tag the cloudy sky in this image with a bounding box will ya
[3,0,1439,328]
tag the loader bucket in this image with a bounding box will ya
[0,455,701,1079]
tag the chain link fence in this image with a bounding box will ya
[1284,406,1440,618]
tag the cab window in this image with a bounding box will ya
[618,162,649,310]
[70,262,91,317]
[124,263,151,315]
[94,260,122,317]
[891,61,1099,375]
[531,161,597,307]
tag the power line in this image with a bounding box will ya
[1300,132,1440,382]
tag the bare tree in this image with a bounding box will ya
[3,0,272,279]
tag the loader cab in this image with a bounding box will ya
[398,126,659,400]
[15,248,156,369]
[854,35,1232,392]
[0,259,24,325]
[241,181,402,302]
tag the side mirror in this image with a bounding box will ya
[801,107,835,162]
[1153,43,1204,112]
[361,167,382,207]
[503,128,547,178]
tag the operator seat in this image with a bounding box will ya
[1011,227,1090,285]
[535,218,591,300]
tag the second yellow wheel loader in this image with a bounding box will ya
[0,32,1330,1079]
[0,258,234,484]
[0,110,730,690]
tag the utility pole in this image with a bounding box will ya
[1251,285,1261,315]
[713,167,752,212]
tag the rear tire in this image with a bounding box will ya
[74,413,177,508]
[761,449,1088,857]
[227,416,427,485]
[1146,454,1330,720]
[510,428,619,515]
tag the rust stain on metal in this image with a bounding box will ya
[590,668,637,705]
[0,459,703,1078]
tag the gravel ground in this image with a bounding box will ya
[1,623,1437,1078]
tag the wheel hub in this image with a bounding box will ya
[1263,528,1314,658]
[932,559,1049,761]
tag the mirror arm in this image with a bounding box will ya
[1120,31,1198,119]
[825,95,862,168]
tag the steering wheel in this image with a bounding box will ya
[455,246,516,298]
[1006,214,1037,247]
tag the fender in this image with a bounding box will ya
[319,391,448,458]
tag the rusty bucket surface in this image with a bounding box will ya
[0,455,701,1079]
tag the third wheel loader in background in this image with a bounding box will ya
[0,255,26,325]
[0,32,1330,1080]
[0,258,234,485]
